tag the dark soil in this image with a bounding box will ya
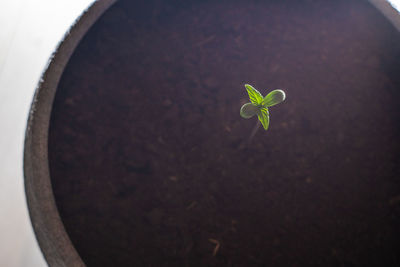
[48,0,400,266]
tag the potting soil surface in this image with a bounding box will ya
[48,0,400,266]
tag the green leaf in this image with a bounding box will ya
[257,107,270,130]
[240,103,259,118]
[262,89,286,107]
[245,84,264,105]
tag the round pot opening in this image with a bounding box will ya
[26,0,400,266]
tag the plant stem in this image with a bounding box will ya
[239,120,260,149]
[248,120,261,143]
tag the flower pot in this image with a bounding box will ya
[25,0,400,266]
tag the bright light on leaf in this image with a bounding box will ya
[240,84,286,131]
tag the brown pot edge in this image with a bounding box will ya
[23,0,117,266]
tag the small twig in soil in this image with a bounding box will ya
[208,238,220,256]
[186,201,197,210]
[195,35,215,47]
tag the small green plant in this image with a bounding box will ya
[240,84,286,131]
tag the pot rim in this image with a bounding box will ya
[23,0,116,266]
[369,0,400,31]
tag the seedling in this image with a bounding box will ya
[240,84,286,131]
